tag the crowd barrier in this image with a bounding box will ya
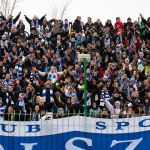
[0,114,149,150]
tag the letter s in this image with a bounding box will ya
[65,137,92,150]
[96,121,106,130]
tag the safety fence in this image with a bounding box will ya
[1,111,150,121]
[0,113,149,150]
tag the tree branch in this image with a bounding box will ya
[10,0,17,15]
[49,0,72,20]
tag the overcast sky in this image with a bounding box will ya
[13,0,149,31]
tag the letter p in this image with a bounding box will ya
[115,122,129,130]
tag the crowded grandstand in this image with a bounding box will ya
[0,12,150,120]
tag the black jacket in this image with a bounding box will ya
[68,103,84,114]
[73,19,82,33]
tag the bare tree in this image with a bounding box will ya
[49,0,72,20]
[49,0,58,19]
[0,0,22,18]
[60,0,72,20]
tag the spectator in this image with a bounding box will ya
[24,14,46,30]
[17,19,25,32]
[114,17,124,36]
[16,93,26,113]
[94,18,103,31]
[56,108,65,118]
[68,96,84,114]
[32,104,40,121]
[84,17,93,30]
[127,107,134,118]
[42,80,54,111]
[89,101,101,117]
[1,74,14,91]
[101,107,109,118]
[4,85,15,107]
[6,12,21,28]
[73,16,83,33]
[4,105,16,121]
[143,98,150,115]
[104,97,122,118]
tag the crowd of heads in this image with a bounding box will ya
[0,12,150,121]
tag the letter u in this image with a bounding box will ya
[1,124,17,133]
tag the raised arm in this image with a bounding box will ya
[39,14,46,24]
[0,11,6,21]
[139,14,147,25]
[104,98,114,113]
[131,53,138,67]
[13,12,21,24]
[6,15,12,25]
[115,52,123,65]
[37,70,47,77]
[24,15,31,24]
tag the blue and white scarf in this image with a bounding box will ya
[15,63,23,78]
[31,19,39,29]
[1,79,13,91]
[18,100,26,113]
[100,90,111,107]
[47,73,58,83]
[6,92,14,105]
[30,72,38,82]
[0,105,6,117]
[42,88,54,102]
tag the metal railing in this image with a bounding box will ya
[1,111,150,121]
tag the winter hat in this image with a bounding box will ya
[57,108,64,112]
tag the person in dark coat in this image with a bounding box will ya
[68,96,84,114]
[105,19,114,31]
[84,17,93,30]
[73,16,83,33]
[124,18,133,30]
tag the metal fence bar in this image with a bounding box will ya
[1,112,150,121]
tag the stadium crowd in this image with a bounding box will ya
[0,12,150,121]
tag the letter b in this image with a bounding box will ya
[26,125,40,133]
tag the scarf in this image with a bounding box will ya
[31,19,39,29]
[30,72,38,82]
[42,88,54,102]
[47,72,57,83]
[6,92,14,105]
[15,63,23,78]
[18,100,26,113]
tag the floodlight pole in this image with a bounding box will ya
[83,58,87,116]
[78,54,90,117]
